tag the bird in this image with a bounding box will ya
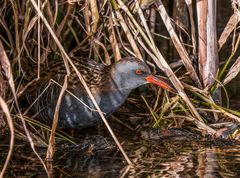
[22,56,174,129]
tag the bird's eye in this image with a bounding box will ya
[135,69,142,75]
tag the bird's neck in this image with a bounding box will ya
[99,83,132,116]
[97,67,134,115]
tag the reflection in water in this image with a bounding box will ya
[125,140,240,178]
[196,148,239,178]
[1,138,240,177]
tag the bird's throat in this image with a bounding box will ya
[99,88,131,116]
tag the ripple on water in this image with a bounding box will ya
[1,138,240,177]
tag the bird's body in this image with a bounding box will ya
[23,57,172,129]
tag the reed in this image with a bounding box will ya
[0,0,239,176]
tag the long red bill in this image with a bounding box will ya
[145,75,175,92]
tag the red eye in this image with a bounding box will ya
[135,70,142,75]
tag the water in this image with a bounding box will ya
[125,140,240,177]
[2,133,240,177]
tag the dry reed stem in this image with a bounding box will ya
[30,0,132,165]
[116,0,216,134]
[153,89,163,111]
[83,1,91,34]
[50,79,99,111]
[218,12,240,51]
[185,0,197,58]
[154,96,181,127]
[113,6,143,60]
[108,14,122,61]
[23,81,53,115]
[18,16,38,64]
[0,97,14,178]
[93,39,110,64]
[119,165,131,178]
[215,34,240,89]
[222,55,240,86]
[45,1,54,26]
[116,0,181,83]
[46,75,68,160]
[184,83,240,123]
[18,115,76,145]
[0,19,14,50]
[0,39,49,176]
[203,98,240,123]
[164,114,195,122]
[157,0,202,88]
[89,0,99,33]
[37,0,41,79]
[20,78,99,115]
[10,0,20,64]
[56,3,74,37]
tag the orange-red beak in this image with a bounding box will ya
[145,75,175,92]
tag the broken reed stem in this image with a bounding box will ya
[212,34,240,92]
[221,55,240,87]
[184,83,240,123]
[30,0,132,165]
[0,97,14,178]
[46,75,68,160]
[218,12,240,51]
[199,93,240,123]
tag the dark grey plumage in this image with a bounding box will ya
[23,57,172,129]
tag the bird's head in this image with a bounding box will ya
[111,57,174,92]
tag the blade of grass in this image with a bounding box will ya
[141,95,160,127]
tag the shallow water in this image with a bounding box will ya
[2,134,240,178]
[59,140,240,178]
[125,140,240,177]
